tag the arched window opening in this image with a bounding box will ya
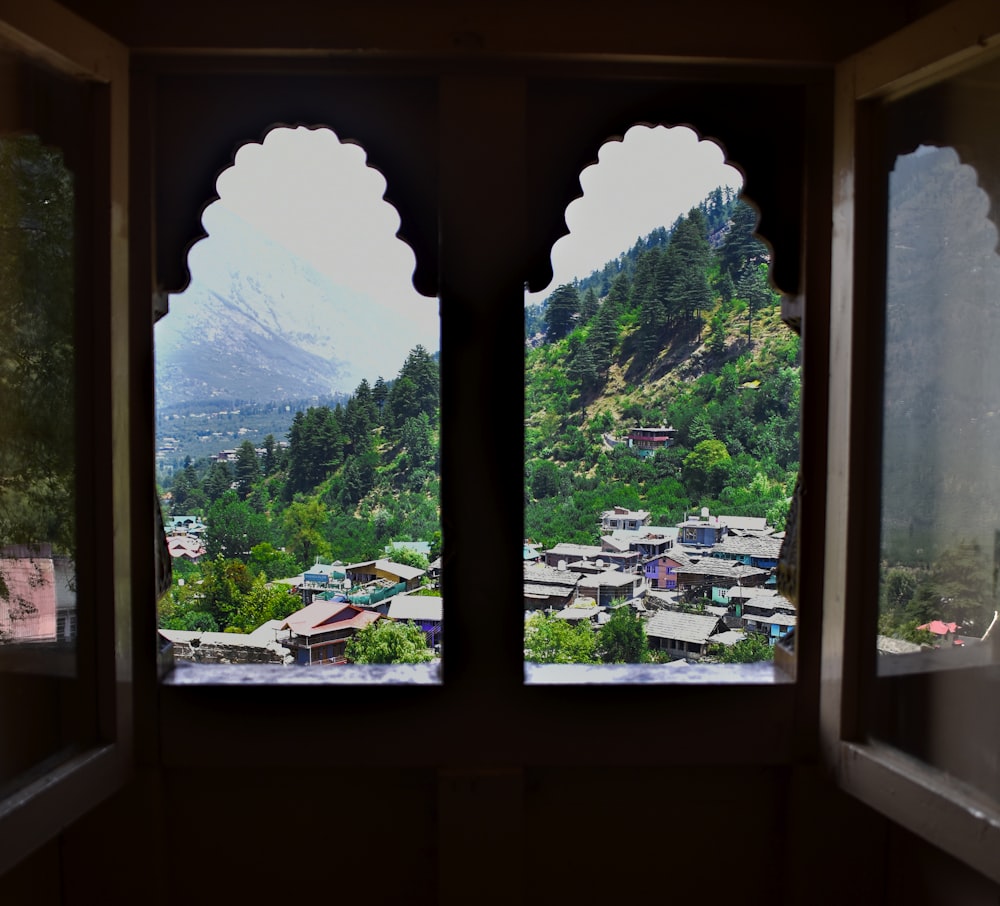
[155,127,441,671]
[523,125,800,674]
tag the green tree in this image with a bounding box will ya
[683,439,731,497]
[523,612,598,663]
[709,632,774,663]
[282,497,330,567]
[226,573,300,633]
[736,263,776,343]
[247,541,300,581]
[598,605,649,663]
[544,284,580,342]
[234,439,260,498]
[579,286,599,323]
[204,490,270,561]
[719,200,766,281]
[202,460,234,503]
[345,619,434,664]
[262,434,278,477]
[386,546,430,570]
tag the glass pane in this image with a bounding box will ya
[523,125,799,674]
[873,55,1000,805]
[0,53,88,793]
[155,127,441,671]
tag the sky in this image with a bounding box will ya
[525,125,743,306]
[206,123,743,325]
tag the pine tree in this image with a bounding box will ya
[544,284,580,341]
[579,286,599,323]
[234,439,260,499]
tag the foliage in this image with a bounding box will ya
[709,633,774,663]
[597,605,649,663]
[0,136,76,568]
[386,546,430,570]
[247,542,300,581]
[204,491,271,562]
[281,497,330,568]
[523,612,598,664]
[544,284,580,342]
[345,619,434,664]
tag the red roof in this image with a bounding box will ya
[281,600,380,637]
[918,620,959,636]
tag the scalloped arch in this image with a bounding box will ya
[151,74,439,301]
[527,122,789,299]
[524,81,806,301]
[161,123,432,305]
[166,125,426,320]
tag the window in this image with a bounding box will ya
[523,124,801,677]
[154,126,441,674]
[823,12,1000,884]
[0,12,130,878]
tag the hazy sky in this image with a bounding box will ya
[208,123,743,323]
[526,125,743,305]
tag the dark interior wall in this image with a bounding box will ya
[2,764,993,905]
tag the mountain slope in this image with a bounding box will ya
[155,203,437,409]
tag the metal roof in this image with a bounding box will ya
[644,611,726,644]
[387,594,443,622]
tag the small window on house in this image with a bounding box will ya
[155,127,441,676]
[523,125,800,677]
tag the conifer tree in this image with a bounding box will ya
[544,284,580,341]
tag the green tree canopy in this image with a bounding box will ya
[345,619,434,664]
[204,490,271,562]
[282,497,330,568]
[597,605,649,663]
[544,284,580,342]
[524,612,598,664]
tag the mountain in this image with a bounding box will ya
[155,203,437,409]
[523,199,800,548]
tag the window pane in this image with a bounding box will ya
[873,55,1000,805]
[155,127,441,672]
[523,125,799,675]
[0,54,91,793]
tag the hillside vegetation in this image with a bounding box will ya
[158,191,801,633]
[524,195,800,548]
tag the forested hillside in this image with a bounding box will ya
[158,191,801,633]
[159,345,440,633]
[524,197,799,548]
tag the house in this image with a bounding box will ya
[709,533,783,570]
[384,540,431,559]
[674,560,769,604]
[741,593,798,644]
[917,620,963,646]
[165,534,205,562]
[626,425,676,453]
[279,600,381,665]
[552,603,601,623]
[677,509,729,547]
[542,542,604,569]
[159,622,292,665]
[544,542,640,574]
[386,592,443,649]
[6,3,1000,904]
[599,506,651,531]
[345,558,426,591]
[643,610,731,659]
[577,569,644,608]
[523,562,583,611]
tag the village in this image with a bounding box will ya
[152,495,798,667]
